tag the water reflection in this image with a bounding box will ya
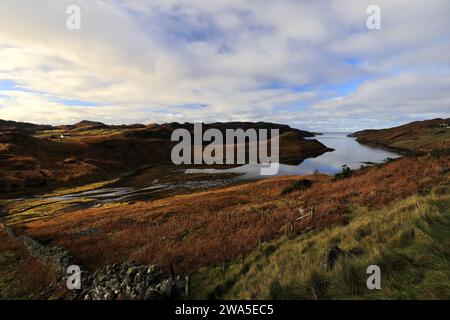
[185,133,401,179]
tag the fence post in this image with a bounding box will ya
[185,275,189,297]
[170,262,175,281]
[222,257,227,279]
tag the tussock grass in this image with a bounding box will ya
[391,127,450,152]
[280,179,313,195]
[0,230,59,299]
[192,188,450,300]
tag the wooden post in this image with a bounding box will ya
[170,262,175,281]
[222,257,226,279]
[185,275,189,297]
[311,287,318,300]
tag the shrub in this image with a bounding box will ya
[334,165,352,180]
[430,148,450,158]
[281,179,313,195]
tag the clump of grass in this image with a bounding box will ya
[0,232,60,299]
[281,179,313,195]
[430,148,450,158]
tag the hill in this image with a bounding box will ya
[0,119,330,195]
[350,118,450,154]
[0,119,53,131]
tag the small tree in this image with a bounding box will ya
[335,164,352,179]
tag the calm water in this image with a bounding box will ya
[185,133,402,179]
[24,133,401,208]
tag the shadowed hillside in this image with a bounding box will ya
[0,120,330,196]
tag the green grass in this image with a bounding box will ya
[0,249,38,300]
[0,179,119,224]
[1,198,94,224]
[41,179,117,197]
[0,250,17,299]
[190,185,450,300]
[35,128,123,138]
[391,127,450,152]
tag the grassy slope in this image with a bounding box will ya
[351,118,450,153]
[17,154,449,277]
[190,185,450,299]
[0,226,59,299]
[390,127,450,152]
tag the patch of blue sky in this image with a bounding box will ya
[175,103,208,110]
[0,80,44,94]
[261,76,369,96]
[346,57,363,66]
[160,11,222,43]
[274,101,308,112]
[0,80,20,91]
[0,80,100,107]
[330,78,365,96]
[260,80,311,92]
[52,98,102,107]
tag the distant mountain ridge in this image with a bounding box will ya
[1,119,315,137]
[0,119,53,131]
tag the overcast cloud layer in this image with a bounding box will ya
[0,0,449,131]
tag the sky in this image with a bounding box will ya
[0,0,449,131]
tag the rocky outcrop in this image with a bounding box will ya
[75,262,182,300]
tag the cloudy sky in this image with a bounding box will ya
[0,0,449,131]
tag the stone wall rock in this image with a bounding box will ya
[1,222,182,300]
[73,261,182,300]
[18,235,75,273]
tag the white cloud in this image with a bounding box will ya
[0,0,449,130]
